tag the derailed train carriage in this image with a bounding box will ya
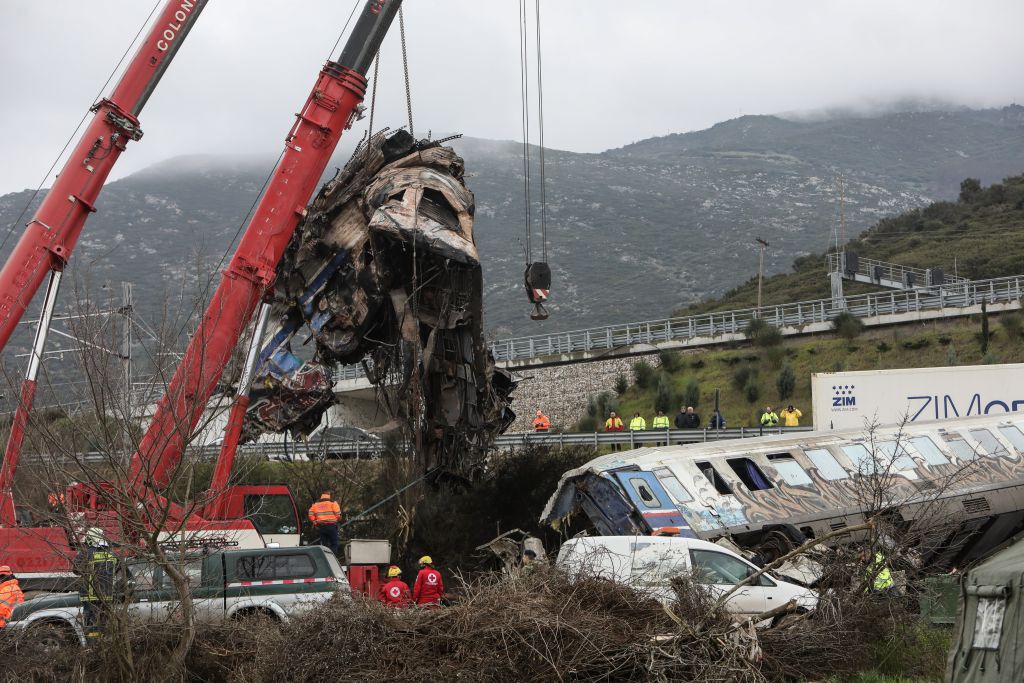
[541,414,1024,568]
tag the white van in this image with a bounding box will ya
[557,535,817,620]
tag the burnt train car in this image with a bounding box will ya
[541,414,1024,568]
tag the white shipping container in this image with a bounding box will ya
[811,363,1024,430]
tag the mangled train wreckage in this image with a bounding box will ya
[236,130,515,478]
[542,414,1024,569]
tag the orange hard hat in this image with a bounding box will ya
[320,492,331,499]
[0,565,11,574]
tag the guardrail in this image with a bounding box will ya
[826,253,967,287]
[26,427,814,463]
[485,274,1023,365]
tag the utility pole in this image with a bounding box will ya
[756,237,769,314]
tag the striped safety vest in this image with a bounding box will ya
[308,499,341,526]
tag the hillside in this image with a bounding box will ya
[593,176,1024,429]
[0,106,1020,353]
[678,174,1024,315]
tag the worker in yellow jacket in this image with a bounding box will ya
[629,412,647,430]
[651,410,670,429]
[779,405,802,427]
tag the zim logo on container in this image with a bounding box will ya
[832,384,856,409]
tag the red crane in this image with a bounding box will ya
[0,0,403,590]
[129,0,402,498]
[0,0,209,529]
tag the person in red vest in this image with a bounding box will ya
[412,555,445,607]
[0,565,24,630]
[307,492,342,554]
[532,410,551,432]
[378,565,411,608]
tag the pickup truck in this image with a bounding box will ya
[8,545,348,646]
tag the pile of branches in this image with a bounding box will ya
[233,570,768,683]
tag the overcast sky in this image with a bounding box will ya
[0,0,1021,194]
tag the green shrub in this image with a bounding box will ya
[744,380,760,404]
[633,360,656,389]
[833,311,865,342]
[614,374,629,395]
[745,318,782,347]
[586,397,598,418]
[937,335,952,345]
[1001,313,1023,342]
[682,379,700,409]
[577,415,599,432]
[732,365,756,389]
[689,358,705,370]
[658,350,681,373]
[901,338,930,350]
[945,347,958,366]
[765,346,786,369]
[654,373,678,414]
[776,365,796,400]
[876,342,891,353]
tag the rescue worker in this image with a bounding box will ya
[412,555,445,607]
[75,528,118,639]
[0,565,25,631]
[532,410,551,432]
[629,412,647,431]
[604,411,624,432]
[759,405,780,428]
[651,410,670,429]
[779,404,802,427]
[605,411,624,451]
[307,492,342,555]
[378,565,411,607]
[708,409,726,430]
[859,548,894,592]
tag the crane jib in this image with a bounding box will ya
[156,0,200,52]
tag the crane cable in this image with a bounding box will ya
[518,0,533,262]
[534,0,548,263]
[367,6,415,139]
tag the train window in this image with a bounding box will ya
[998,426,1024,453]
[628,478,662,508]
[877,441,917,471]
[767,454,814,486]
[841,444,878,474]
[726,458,774,491]
[969,429,1008,457]
[695,461,733,495]
[909,437,949,466]
[942,434,980,461]
[804,448,848,480]
[654,467,693,503]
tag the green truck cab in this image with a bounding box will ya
[8,545,348,647]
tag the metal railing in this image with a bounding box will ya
[826,253,967,287]
[484,274,1022,364]
[31,427,814,463]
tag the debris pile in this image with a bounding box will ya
[241,130,516,478]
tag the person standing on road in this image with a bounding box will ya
[532,410,551,432]
[605,411,624,451]
[378,566,411,607]
[413,555,445,607]
[308,492,342,555]
[629,412,647,431]
[779,404,802,427]
[0,565,24,631]
[684,406,701,429]
[75,529,118,640]
[760,406,780,428]
[651,410,670,429]
[674,406,688,430]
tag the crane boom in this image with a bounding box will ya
[0,0,208,349]
[130,0,402,492]
[0,0,208,527]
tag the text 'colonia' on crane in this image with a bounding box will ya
[156,0,197,52]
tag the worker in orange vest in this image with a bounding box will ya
[378,565,411,607]
[307,492,342,554]
[532,410,551,432]
[0,565,25,630]
[412,555,445,607]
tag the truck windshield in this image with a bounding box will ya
[243,494,299,535]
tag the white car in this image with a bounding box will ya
[557,535,817,621]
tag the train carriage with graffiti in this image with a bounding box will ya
[541,413,1024,568]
